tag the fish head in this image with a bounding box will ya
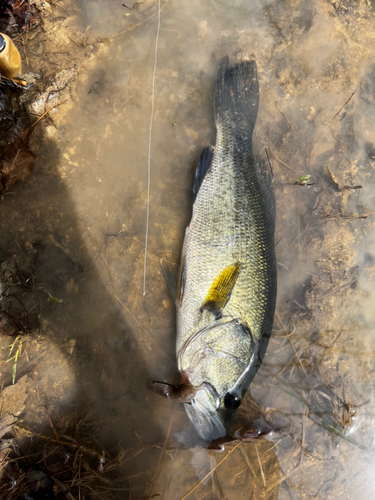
[184,382,244,442]
[181,318,258,442]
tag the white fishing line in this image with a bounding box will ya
[143,0,161,296]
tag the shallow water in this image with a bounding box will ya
[1,0,375,498]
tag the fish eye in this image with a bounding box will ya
[224,392,241,410]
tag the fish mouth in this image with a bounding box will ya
[184,384,227,442]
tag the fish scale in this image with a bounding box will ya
[179,150,274,362]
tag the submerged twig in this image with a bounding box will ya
[265,148,274,178]
[254,443,266,487]
[273,155,296,173]
[310,91,356,161]
[45,407,61,444]
[239,442,257,482]
[277,107,293,131]
[109,0,170,40]
[27,99,67,132]
[327,166,362,191]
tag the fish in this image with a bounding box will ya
[147,57,277,442]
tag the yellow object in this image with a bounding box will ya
[0,33,21,79]
[200,262,241,317]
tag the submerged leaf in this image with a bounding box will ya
[47,295,63,304]
[295,174,311,186]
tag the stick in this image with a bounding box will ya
[29,100,67,130]
[239,443,257,483]
[109,0,170,40]
[310,91,356,160]
[273,155,296,173]
[265,148,274,177]
[255,443,266,487]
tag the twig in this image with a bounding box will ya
[254,443,266,487]
[10,149,21,172]
[273,155,296,173]
[265,148,274,177]
[14,423,106,462]
[117,96,132,111]
[326,91,356,127]
[310,91,356,160]
[239,443,257,483]
[45,406,61,444]
[327,166,362,191]
[260,439,283,458]
[25,100,67,137]
[278,109,293,131]
[109,0,170,40]
[197,491,212,500]
[300,399,308,465]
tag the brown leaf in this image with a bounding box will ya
[0,413,17,439]
[0,374,28,418]
[0,148,36,194]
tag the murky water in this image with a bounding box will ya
[1,0,375,498]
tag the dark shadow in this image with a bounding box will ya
[0,124,178,495]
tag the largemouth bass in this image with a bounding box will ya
[148,57,277,442]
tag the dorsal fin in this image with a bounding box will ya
[192,145,214,203]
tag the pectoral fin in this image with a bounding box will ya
[161,259,179,300]
[200,262,241,318]
[147,380,197,403]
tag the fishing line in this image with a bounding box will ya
[143,0,162,296]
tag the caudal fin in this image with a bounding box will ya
[214,57,259,154]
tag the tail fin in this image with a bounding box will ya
[214,57,259,154]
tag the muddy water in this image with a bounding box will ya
[1,0,375,498]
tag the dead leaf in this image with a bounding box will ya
[0,413,17,439]
[0,374,28,418]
